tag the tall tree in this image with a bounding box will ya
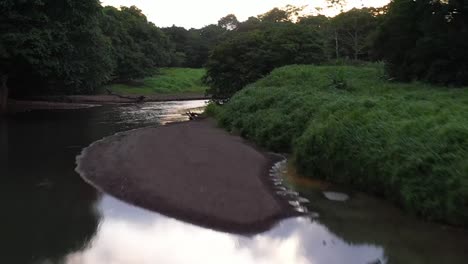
[375,0,468,85]
[204,23,325,98]
[101,6,172,81]
[0,0,113,112]
[331,8,380,60]
[258,5,304,23]
[218,14,240,30]
[162,24,226,68]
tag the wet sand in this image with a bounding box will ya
[76,118,299,234]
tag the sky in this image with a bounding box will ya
[101,0,390,29]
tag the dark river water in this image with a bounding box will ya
[1,100,467,264]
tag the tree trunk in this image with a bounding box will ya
[0,116,7,173]
[354,31,359,60]
[0,74,8,114]
[334,30,340,60]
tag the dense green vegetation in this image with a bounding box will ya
[100,6,172,81]
[204,23,326,98]
[102,68,207,95]
[374,0,468,85]
[204,0,468,98]
[1,0,467,227]
[1,0,114,101]
[203,6,385,98]
[0,1,176,109]
[162,25,226,68]
[209,65,468,225]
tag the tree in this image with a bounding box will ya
[218,14,240,30]
[204,24,325,98]
[299,15,331,59]
[331,8,380,60]
[0,0,45,112]
[162,26,190,66]
[163,24,226,68]
[374,0,468,85]
[237,16,262,32]
[101,6,172,81]
[0,0,114,113]
[258,5,304,23]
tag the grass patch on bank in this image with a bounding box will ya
[211,64,468,225]
[101,68,208,95]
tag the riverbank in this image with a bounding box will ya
[209,64,468,226]
[32,93,210,104]
[76,118,299,234]
[5,93,210,114]
[100,68,208,95]
[6,99,100,113]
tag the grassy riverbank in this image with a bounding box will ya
[100,68,208,95]
[208,64,468,225]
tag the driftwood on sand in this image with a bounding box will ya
[105,88,146,103]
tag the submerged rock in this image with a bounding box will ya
[323,191,350,202]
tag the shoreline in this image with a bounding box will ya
[6,94,210,113]
[7,100,100,113]
[31,93,210,104]
[76,118,301,234]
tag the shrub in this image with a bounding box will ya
[215,65,468,225]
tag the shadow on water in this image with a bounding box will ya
[0,101,206,264]
[1,100,467,264]
[0,109,101,264]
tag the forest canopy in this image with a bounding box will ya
[1,0,467,103]
[0,1,177,97]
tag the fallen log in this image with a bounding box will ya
[105,88,146,103]
[185,110,199,120]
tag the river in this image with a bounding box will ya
[1,100,467,264]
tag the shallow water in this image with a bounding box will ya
[1,100,467,264]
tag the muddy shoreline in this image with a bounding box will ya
[31,93,210,104]
[6,93,210,113]
[76,118,301,234]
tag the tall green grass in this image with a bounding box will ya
[101,68,208,95]
[212,64,468,225]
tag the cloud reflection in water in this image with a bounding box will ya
[65,195,385,264]
[114,100,208,126]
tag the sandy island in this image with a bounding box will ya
[76,118,299,234]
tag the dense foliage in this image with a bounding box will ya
[211,65,468,225]
[204,1,468,98]
[204,23,326,98]
[2,1,467,105]
[162,25,226,68]
[0,0,113,96]
[103,68,207,95]
[0,1,174,105]
[100,6,172,81]
[203,7,384,98]
[374,0,468,85]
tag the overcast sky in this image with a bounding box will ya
[101,0,390,29]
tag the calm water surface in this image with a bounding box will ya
[1,100,467,264]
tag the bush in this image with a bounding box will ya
[204,23,326,98]
[374,0,468,86]
[215,65,468,225]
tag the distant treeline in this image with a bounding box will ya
[1,0,467,101]
[1,1,173,98]
[204,1,468,98]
